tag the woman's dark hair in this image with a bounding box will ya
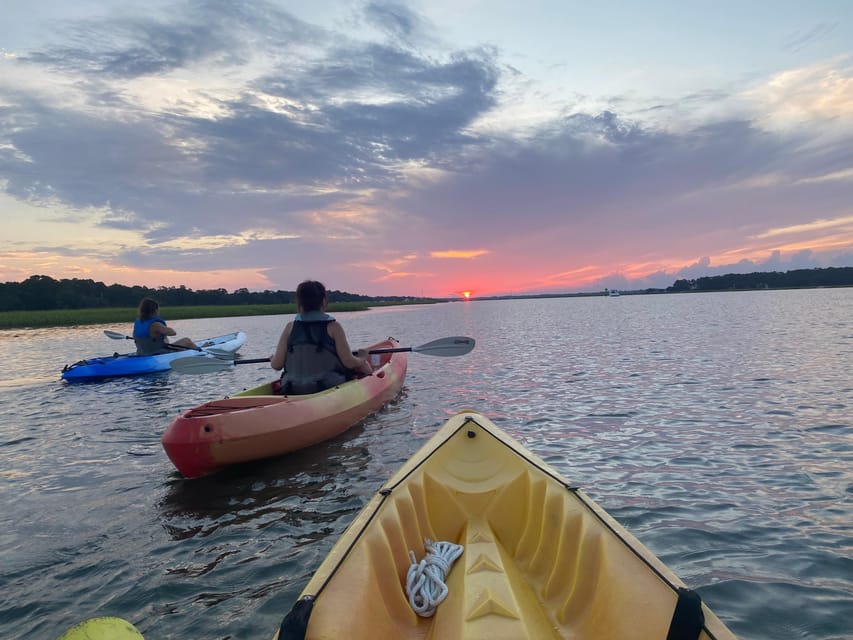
[138,297,160,320]
[295,281,326,312]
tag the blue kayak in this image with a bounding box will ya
[60,331,247,382]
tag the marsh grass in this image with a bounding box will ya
[0,302,379,329]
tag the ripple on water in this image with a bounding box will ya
[1,293,852,639]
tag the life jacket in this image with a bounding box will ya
[281,312,349,395]
[133,316,170,355]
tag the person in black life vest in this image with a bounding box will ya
[270,280,373,394]
[133,297,200,354]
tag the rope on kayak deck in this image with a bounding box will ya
[406,538,464,617]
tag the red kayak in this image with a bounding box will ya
[161,338,407,477]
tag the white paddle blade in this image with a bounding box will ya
[203,347,237,359]
[170,357,236,374]
[412,336,475,357]
[170,356,270,374]
[171,336,475,375]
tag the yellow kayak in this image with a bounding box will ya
[274,411,737,640]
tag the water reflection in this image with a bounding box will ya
[1,290,852,640]
[158,424,372,540]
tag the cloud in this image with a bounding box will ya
[794,167,853,185]
[20,1,316,78]
[362,0,436,49]
[743,59,853,129]
[782,22,838,54]
[756,215,853,239]
[382,111,846,249]
[0,1,500,248]
[0,1,852,296]
[430,249,489,259]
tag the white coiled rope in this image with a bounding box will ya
[405,538,464,617]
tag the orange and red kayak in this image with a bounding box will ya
[162,339,407,478]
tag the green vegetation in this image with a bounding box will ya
[667,266,853,292]
[0,275,438,312]
[0,302,378,330]
[3,266,849,328]
[0,274,441,329]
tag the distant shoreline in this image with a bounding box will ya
[3,285,850,330]
[0,301,433,330]
[465,283,853,302]
[3,267,850,326]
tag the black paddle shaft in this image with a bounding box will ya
[226,346,414,366]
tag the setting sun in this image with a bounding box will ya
[460,291,473,300]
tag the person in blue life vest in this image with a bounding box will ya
[270,280,373,395]
[133,297,200,354]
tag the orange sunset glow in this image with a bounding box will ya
[0,3,851,298]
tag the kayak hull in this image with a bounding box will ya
[60,332,247,381]
[161,339,407,478]
[275,411,737,640]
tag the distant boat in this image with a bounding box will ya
[608,289,621,297]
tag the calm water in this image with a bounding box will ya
[1,290,851,639]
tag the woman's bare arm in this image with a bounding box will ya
[328,322,372,375]
[270,322,293,371]
[150,321,176,337]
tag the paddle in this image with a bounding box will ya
[103,330,134,341]
[103,329,224,354]
[170,336,475,374]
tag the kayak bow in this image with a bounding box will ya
[275,411,738,640]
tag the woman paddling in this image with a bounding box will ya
[270,280,373,394]
[133,297,199,354]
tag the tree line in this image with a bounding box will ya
[2,267,850,311]
[0,275,427,312]
[667,267,853,292]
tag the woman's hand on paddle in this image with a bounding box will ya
[355,348,374,375]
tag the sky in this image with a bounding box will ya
[1,1,852,298]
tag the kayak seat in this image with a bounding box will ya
[281,370,347,396]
